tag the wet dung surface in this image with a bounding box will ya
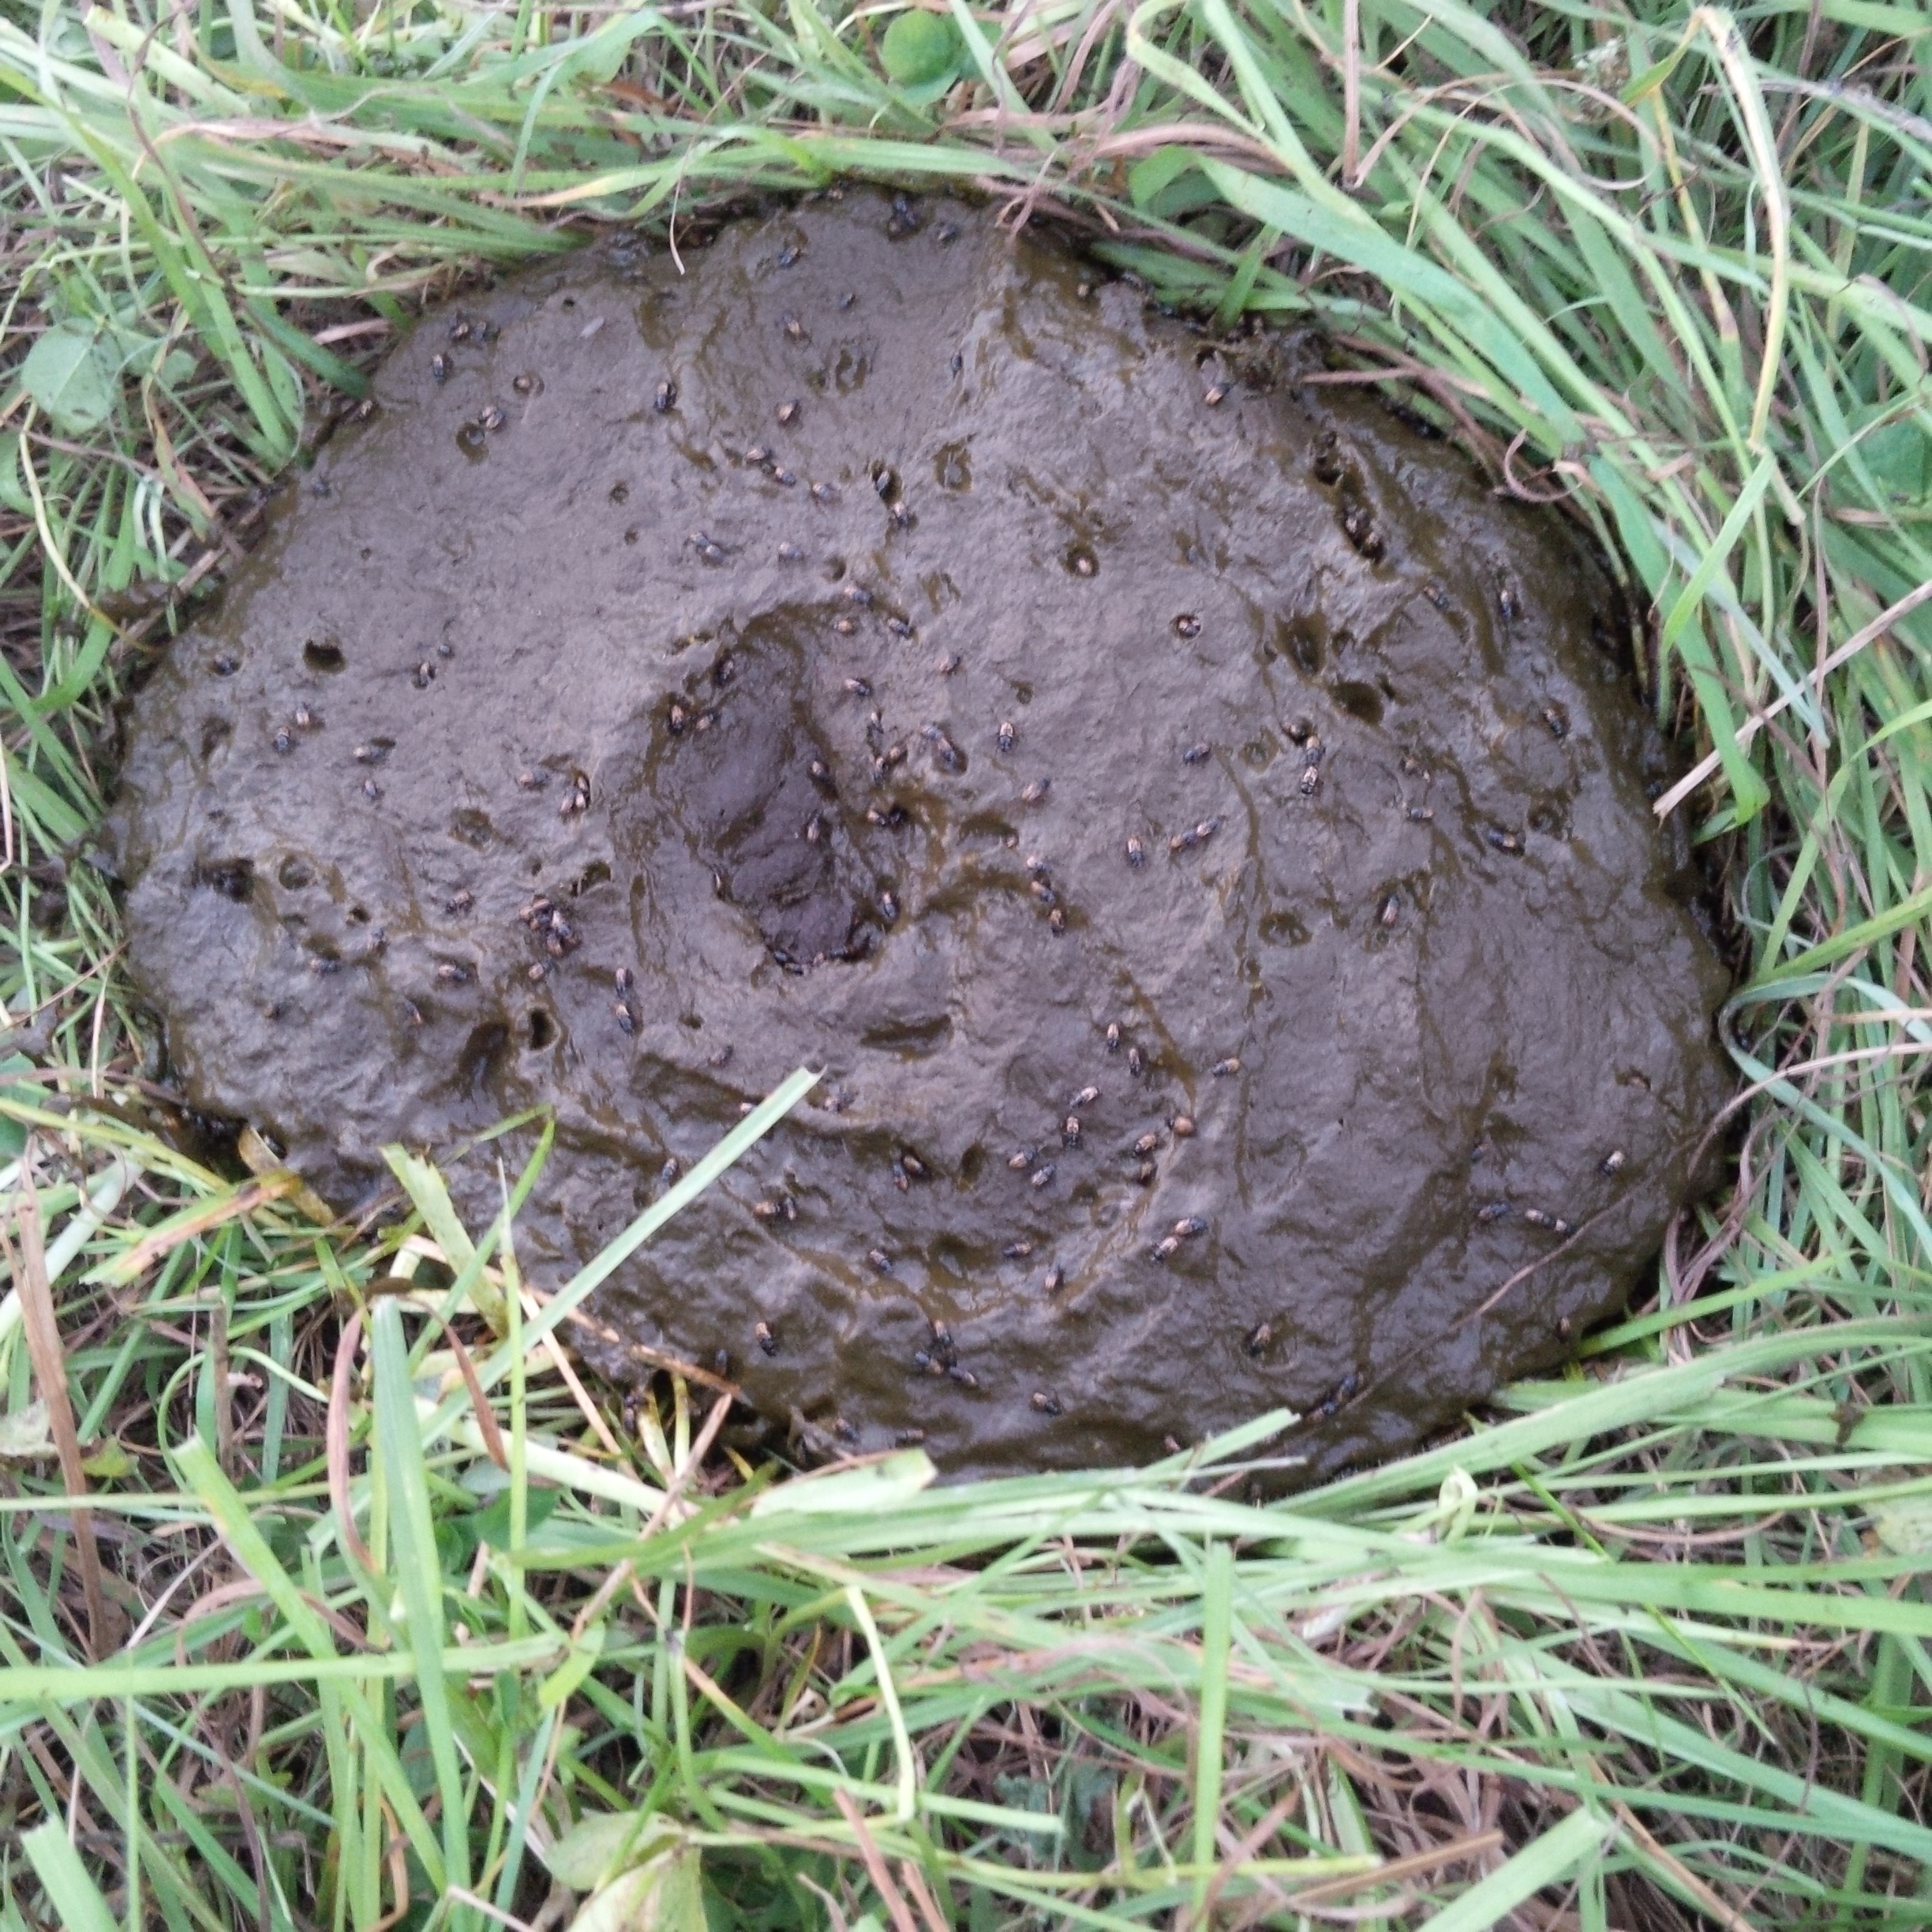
[110,192,1734,1480]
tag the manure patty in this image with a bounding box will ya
[110,192,1735,1479]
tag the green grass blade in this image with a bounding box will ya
[370,1298,467,1896]
[20,1820,117,1932]
[1414,1808,1608,1931]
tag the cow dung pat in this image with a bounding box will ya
[110,192,1733,1481]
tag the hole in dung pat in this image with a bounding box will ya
[528,1009,558,1050]
[667,619,897,968]
[276,856,314,892]
[1332,680,1384,727]
[304,639,346,673]
[190,857,255,903]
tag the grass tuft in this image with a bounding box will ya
[3,0,1932,1925]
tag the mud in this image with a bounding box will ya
[109,192,1734,1480]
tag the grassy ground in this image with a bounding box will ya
[2,0,1930,1925]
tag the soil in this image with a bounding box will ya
[109,190,1735,1480]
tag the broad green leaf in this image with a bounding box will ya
[880,10,962,86]
[569,1840,706,1932]
[20,321,118,432]
[545,1809,668,1890]
[1870,1496,1932,1557]
[102,323,167,374]
[463,1483,560,1556]
[158,348,199,388]
[1861,416,1932,504]
[78,1436,135,1481]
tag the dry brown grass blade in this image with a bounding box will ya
[97,1170,300,1286]
[1614,1804,1759,1931]
[8,1151,119,1657]
[833,1787,921,1932]
[1200,1788,1304,1923]
[372,1813,412,1932]
[896,1858,949,1932]
[530,1317,623,1458]
[525,1287,740,1398]
[440,1318,507,1470]
[1342,0,1363,187]
[1283,1829,1505,1909]
[3,5,1930,1923]
[211,1292,235,1473]
[327,1307,374,1571]
[635,1389,736,1546]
